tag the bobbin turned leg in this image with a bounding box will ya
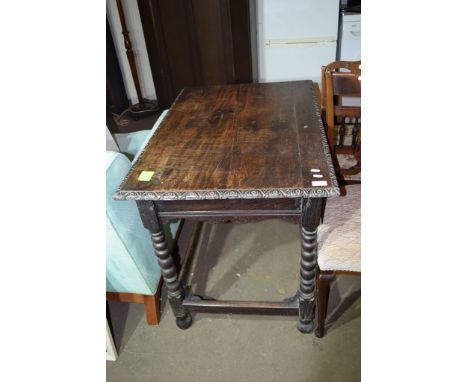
[137,201,192,329]
[297,198,323,333]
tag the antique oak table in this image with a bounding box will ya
[115,81,340,333]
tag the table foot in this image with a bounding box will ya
[297,320,314,334]
[176,313,193,330]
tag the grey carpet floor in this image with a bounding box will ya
[107,220,361,382]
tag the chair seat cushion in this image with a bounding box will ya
[336,153,357,169]
[317,184,361,272]
[113,130,150,162]
[336,154,361,181]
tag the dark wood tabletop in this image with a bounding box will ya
[115,80,339,201]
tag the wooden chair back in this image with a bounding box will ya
[321,60,361,178]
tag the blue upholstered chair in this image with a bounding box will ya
[106,111,181,325]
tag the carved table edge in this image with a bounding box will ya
[113,187,341,201]
[309,82,340,192]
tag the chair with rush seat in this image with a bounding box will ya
[315,184,360,337]
[315,62,361,337]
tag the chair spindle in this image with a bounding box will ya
[338,118,346,148]
[352,117,360,149]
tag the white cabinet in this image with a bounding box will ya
[339,13,361,61]
[338,13,361,106]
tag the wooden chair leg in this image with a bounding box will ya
[143,287,161,326]
[143,277,163,325]
[315,270,335,338]
[107,278,164,326]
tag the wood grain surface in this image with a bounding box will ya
[116,81,339,200]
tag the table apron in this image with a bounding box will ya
[154,198,301,212]
[159,210,301,224]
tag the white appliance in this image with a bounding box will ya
[337,11,361,106]
[256,0,340,83]
[338,12,361,60]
